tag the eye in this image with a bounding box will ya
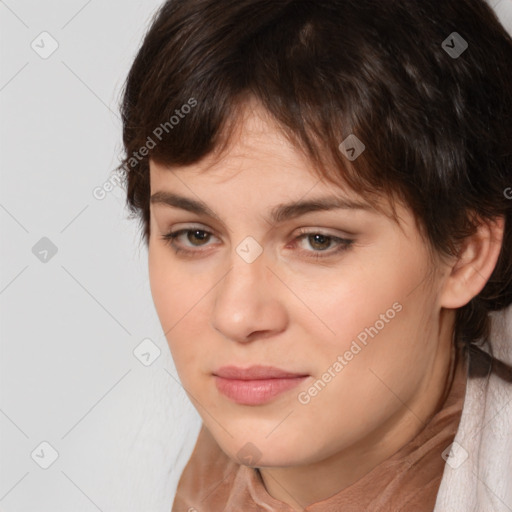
[159,226,354,260]
[291,228,354,260]
[160,228,216,255]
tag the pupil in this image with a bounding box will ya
[189,230,208,245]
[310,234,330,250]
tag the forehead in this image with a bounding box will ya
[150,100,314,183]
[148,98,400,225]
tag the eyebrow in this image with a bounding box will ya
[150,191,376,225]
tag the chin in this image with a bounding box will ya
[221,431,308,467]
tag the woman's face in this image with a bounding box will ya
[147,101,453,468]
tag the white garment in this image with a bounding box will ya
[434,305,512,511]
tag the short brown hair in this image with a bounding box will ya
[117,0,512,378]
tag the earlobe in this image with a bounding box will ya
[440,215,505,309]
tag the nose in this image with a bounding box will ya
[210,247,288,344]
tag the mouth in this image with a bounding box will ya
[212,365,309,405]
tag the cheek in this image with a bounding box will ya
[302,276,434,424]
[148,248,208,368]
[295,262,408,358]
[148,249,178,323]
[148,244,206,322]
[292,305,422,455]
[298,258,430,404]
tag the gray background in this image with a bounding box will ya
[1,1,511,511]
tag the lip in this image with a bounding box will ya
[213,365,309,405]
[213,365,308,380]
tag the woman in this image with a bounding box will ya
[118,0,512,510]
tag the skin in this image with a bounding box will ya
[147,98,504,510]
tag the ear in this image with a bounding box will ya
[440,215,505,309]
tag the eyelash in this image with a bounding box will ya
[159,227,354,260]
